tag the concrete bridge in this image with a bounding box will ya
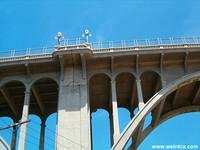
[0,37,199,150]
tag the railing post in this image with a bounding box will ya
[159,38,162,45]
[183,37,186,44]
[26,48,30,55]
[123,40,126,47]
[11,50,13,57]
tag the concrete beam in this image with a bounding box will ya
[32,85,45,117]
[0,87,18,117]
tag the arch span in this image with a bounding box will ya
[140,105,200,145]
[111,71,200,150]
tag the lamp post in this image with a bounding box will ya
[82,29,92,44]
[55,32,64,45]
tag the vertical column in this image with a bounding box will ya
[130,112,134,146]
[18,87,31,150]
[109,114,114,146]
[136,78,144,110]
[110,79,120,144]
[87,81,92,150]
[56,66,90,150]
[11,125,17,150]
[80,82,91,150]
[39,120,46,150]
[90,115,93,150]
[160,53,166,88]
[131,77,145,149]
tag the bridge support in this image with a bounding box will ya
[11,125,17,150]
[56,66,91,150]
[18,88,31,150]
[39,120,45,150]
[110,79,120,144]
[131,78,145,149]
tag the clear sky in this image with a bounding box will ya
[0,0,200,150]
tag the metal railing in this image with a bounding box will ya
[90,37,200,50]
[0,37,200,58]
[61,38,86,46]
[0,46,55,58]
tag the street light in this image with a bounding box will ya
[82,29,92,44]
[55,32,64,45]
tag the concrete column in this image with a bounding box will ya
[39,120,46,150]
[90,115,93,150]
[18,88,31,150]
[131,78,145,149]
[109,114,114,146]
[130,112,134,147]
[86,79,92,150]
[56,83,90,149]
[11,125,17,150]
[56,65,91,149]
[136,79,144,110]
[110,79,120,144]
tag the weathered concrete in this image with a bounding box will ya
[56,65,90,150]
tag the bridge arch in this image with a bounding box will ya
[0,77,27,89]
[111,71,200,150]
[115,72,137,111]
[140,70,162,103]
[0,81,26,120]
[29,77,59,118]
[89,73,111,112]
[139,69,161,78]
[29,75,59,88]
[140,105,200,145]
[88,71,111,81]
[114,71,136,79]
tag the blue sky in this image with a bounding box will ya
[0,0,200,150]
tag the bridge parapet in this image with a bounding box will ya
[0,36,200,59]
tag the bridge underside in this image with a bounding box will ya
[0,44,199,150]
